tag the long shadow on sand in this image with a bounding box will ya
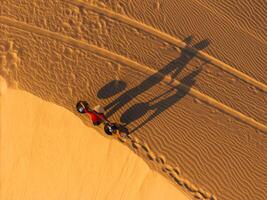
[121,67,203,133]
[97,37,209,134]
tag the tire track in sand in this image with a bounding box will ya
[0,16,266,133]
[1,0,266,124]
[67,0,267,93]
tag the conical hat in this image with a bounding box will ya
[93,105,105,113]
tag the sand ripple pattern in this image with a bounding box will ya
[119,135,218,200]
[84,0,267,84]
[1,1,267,200]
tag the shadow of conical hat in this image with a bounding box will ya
[93,105,105,113]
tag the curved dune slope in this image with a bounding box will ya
[0,85,191,200]
[1,1,267,200]
[85,0,267,83]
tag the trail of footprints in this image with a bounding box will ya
[117,135,217,200]
[1,2,265,198]
[0,40,20,89]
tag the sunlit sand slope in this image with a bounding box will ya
[0,86,191,200]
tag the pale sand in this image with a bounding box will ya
[0,85,191,200]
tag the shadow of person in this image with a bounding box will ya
[125,67,203,133]
[97,80,127,99]
[120,85,174,125]
[169,39,209,82]
[97,37,209,122]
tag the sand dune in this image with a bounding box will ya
[196,0,267,43]
[84,0,267,83]
[1,1,267,200]
[1,0,266,126]
[0,85,191,200]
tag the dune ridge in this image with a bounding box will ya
[1,1,267,200]
[68,0,267,92]
[1,0,267,125]
[84,0,266,84]
[1,22,267,197]
[1,84,193,200]
[2,0,267,90]
[122,134,217,200]
[0,77,217,199]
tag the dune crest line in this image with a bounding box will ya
[121,134,217,200]
[0,16,266,133]
[67,0,267,92]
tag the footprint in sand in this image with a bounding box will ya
[156,154,166,164]
[172,175,185,186]
[210,195,218,200]
[131,136,140,144]
[173,166,181,175]
[194,192,203,199]
[198,188,211,199]
[141,143,150,152]
[183,179,198,193]
[132,141,141,150]
[0,41,21,88]
[147,151,156,161]
[162,164,172,172]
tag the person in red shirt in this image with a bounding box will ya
[76,101,108,126]
[76,101,119,135]
[86,105,107,126]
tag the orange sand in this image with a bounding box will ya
[0,1,267,200]
[0,84,191,200]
